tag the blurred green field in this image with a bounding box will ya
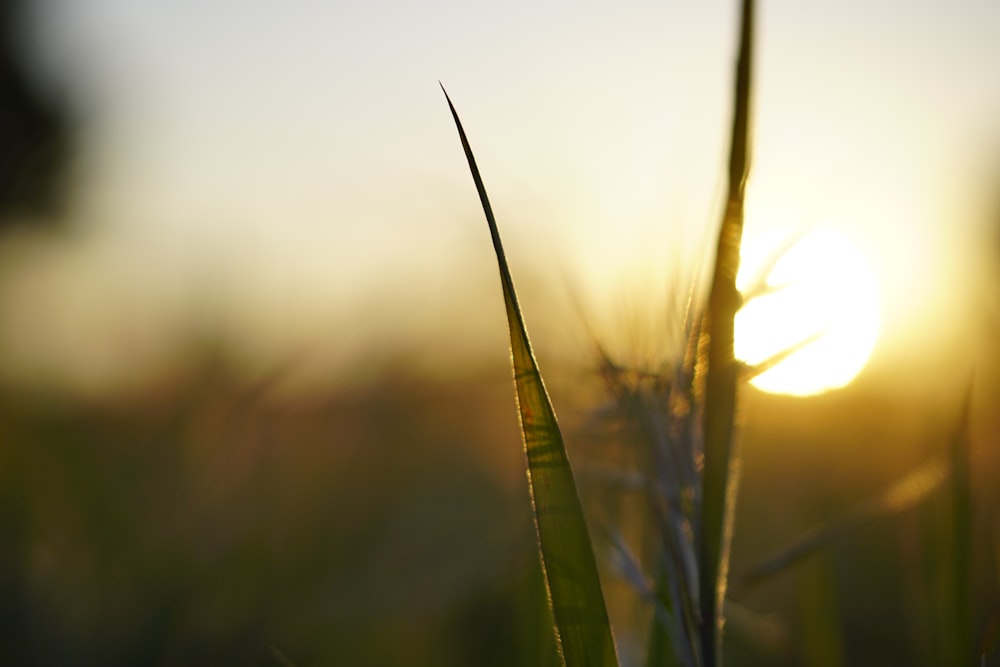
[1,0,999,663]
[1,353,996,665]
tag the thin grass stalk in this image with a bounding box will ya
[593,343,701,666]
[733,456,949,594]
[698,0,754,663]
[653,327,705,666]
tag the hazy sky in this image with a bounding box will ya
[2,0,999,395]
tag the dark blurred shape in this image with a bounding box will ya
[0,0,71,224]
[0,358,551,666]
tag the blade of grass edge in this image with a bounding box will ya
[441,84,619,667]
[699,0,754,664]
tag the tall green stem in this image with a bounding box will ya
[698,0,754,664]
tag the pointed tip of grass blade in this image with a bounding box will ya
[439,87,509,291]
[443,88,619,667]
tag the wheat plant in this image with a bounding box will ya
[443,0,982,664]
[442,1,754,665]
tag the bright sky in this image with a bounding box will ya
[1,0,998,395]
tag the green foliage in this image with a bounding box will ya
[442,1,992,666]
[441,1,757,664]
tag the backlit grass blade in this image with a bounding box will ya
[442,84,619,667]
[699,0,754,663]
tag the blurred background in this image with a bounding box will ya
[0,0,998,664]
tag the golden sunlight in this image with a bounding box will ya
[734,227,880,396]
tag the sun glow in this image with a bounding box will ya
[735,227,880,396]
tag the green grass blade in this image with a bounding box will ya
[699,0,754,663]
[442,84,619,667]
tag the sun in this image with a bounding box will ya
[734,227,880,396]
